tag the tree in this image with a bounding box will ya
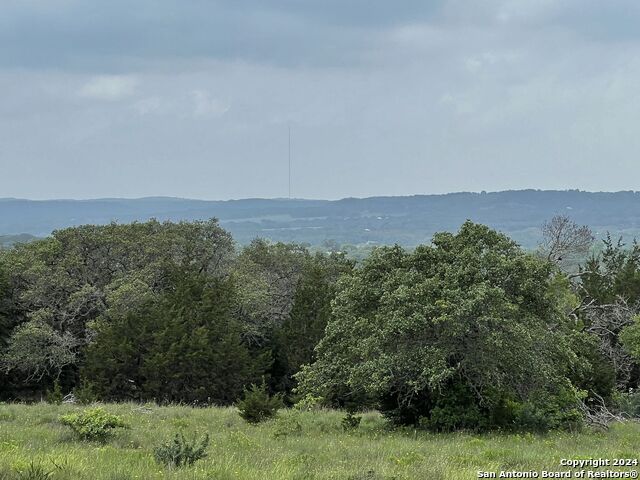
[142,271,265,404]
[581,235,640,305]
[233,240,312,346]
[298,222,586,431]
[272,253,353,394]
[573,236,640,391]
[2,219,234,393]
[621,316,640,361]
[539,215,593,269]
[2,320,77,382]
[545,274,617,403]
[83,268,266,404]
[233,241,353,396]
[581,300,638,389]
[0,256,11,347]
[0,251,29,398]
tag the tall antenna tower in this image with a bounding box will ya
[288,125,291,200]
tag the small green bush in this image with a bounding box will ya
[74,381,98,405]
[45,381,63,405]
[59,407,128,442]
[153,432,209,468]
[511,388,585,432]
[236,382,284,424]
[341,411,362,431]
[272,415,303,438]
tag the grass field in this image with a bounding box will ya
[0,403,638,480]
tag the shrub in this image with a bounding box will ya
[272,415,303,438]
[59,407,128,442]
[45,380,63,405]
[74,381,98,405]
[153,433,209,468]
[236,382,284,424]
[516,386,585,432]
[341,411,362,431]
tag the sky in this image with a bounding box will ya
[1,0,640,200]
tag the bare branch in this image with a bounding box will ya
[539,215,594,268]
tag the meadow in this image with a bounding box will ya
[0,403,638,480]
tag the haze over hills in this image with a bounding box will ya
[2,190,640,249]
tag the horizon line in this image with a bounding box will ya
[1,188,640,203]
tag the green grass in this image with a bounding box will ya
[0,403,638,479]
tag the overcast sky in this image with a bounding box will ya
[1,0,639,200]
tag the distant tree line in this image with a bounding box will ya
[1,217,640,431]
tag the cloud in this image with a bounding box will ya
[2,0,640,72]
[0,0,443,71]
[2,1,640,200]
[191,90,229,118]
[79,75,138,101]
[132,96,165,116]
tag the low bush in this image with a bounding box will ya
[341,411,362,431]
[74,381,98,405]
[236,382,284,424]
[45,381,63,405]
[59,407,128,442]
[153,432,209,468]
[272,415,303,438]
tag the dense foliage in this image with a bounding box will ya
[297,222,589,430]
[581,236,640,305]
[83,270,263,404]
[0,260,10,347]
[59,407,128,442]
[2,218,640,431]
[236,382,284,424]
[0,220,351,406]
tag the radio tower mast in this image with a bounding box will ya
[288,125,291,200]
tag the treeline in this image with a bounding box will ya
[1,218,640,431]
[0,220,351,405]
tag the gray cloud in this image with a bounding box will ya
[1,1,639,199]
[0,0,443,71]
[9,0,638,72]
[79,76,138,101]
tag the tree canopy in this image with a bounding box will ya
[1,217,640,431]
[298,222,587,430]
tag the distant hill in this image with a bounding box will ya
[1,190,640,249]
[0,233,38,248]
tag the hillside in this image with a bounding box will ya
[0,234,38,248]
[2,190,640,248]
